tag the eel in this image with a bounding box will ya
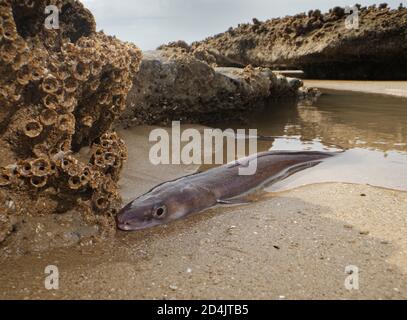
[117,151,336,231]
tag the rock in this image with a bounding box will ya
[0,214,13,244]
[0,1,141,232]
[190,6,407,80]
[119,49,304,126]
[0,210,99,254]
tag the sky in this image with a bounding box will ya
[82,0,405,50]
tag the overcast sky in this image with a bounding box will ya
[82,0,405,50]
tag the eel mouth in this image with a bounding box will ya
[117,222,135,231]
[116,218,162,231]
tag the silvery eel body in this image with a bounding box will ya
[117,151,335,231]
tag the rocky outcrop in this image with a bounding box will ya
[188,5,407,80]
[0,0,142,240]
[120,49,309,127]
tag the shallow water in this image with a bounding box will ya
[119,89,407,198]
[251,90,407,192]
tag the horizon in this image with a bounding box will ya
[82,0,405,50]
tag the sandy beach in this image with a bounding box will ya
[0,182,406,300]
[305,80,407,98]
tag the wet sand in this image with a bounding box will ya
[0,182,406,299]
[305,80,407,98]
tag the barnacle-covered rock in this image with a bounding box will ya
[0,0,142,242]
[191,5,407,79]
[120,49,303,126]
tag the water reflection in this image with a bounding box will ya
[119,90,407,196]
[217,89,407,191]
[240,90,407,153]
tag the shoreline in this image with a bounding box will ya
[304,80,407,98]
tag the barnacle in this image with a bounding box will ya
[56,68,70,81]
[16,65,32,85]
[40,109,58,126]
[91,61,103,76]
[31,158,51,177]
[42,75,60,94]
[71,62,91,81]
[119,149,128,161]
[100,139,114,149]
[68,175,83,190]
[42,94,59,110]
[23,0,35,9]
[112,95,127,112]
[13,52,31,70]
[112,70,123,83]
[0,172,12,187]
[89,132,127,181]
[22,119,43,138]
[93,147,104,157]
[30,176,47,188]
[102,152,117,166]
[59,93,77,112]
[94,155,105,168]
[8,84,22,102]
[92,192,109,211]
[102,178,118,194]
[81,116,94,127]
[89,170,102,189]
[50,140,71,156]
[97,92,111,105]
[0,42,17,63]
[17,160,33,177]
[2,20,17,41]
[63,77,78,93]
[31,66,45,81]
[60,155,78,172]
[61,42,78,57]
[79,167,91,184]
[58,139,72,153]
[66,162,83,177]
[57,113,76,134]
[89,78,100,91]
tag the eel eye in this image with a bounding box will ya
[153,206,167,219]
